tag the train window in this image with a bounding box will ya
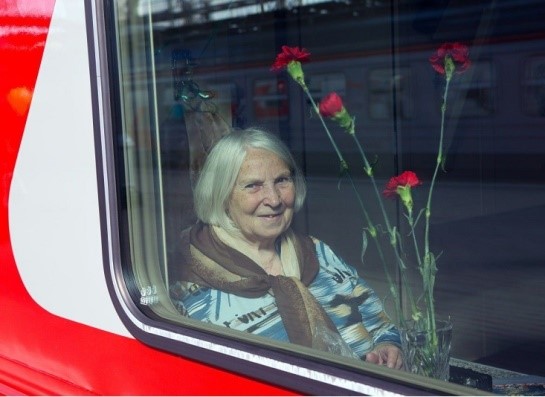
[253,78,289,121]
[522,56,545,116]
[444,60,496,118]
[100,0,545,394]
[307,72,347,101]
[369,67,413,120]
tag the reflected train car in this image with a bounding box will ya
[156,10,545,182]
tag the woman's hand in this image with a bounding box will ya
[365,344,403,369]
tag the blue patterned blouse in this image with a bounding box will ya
[170,237,401,358]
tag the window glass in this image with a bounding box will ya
[110,0,545,393]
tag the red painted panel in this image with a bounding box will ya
[0,2,294,394]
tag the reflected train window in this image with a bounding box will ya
[522,56,545,117]
[445,60,496,118]
[368,67,413,120]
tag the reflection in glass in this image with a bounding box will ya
[113,0,545,391]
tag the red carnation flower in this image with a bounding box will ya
[383,171,422,198]
[429,42,471,75]
[318,92,354,134]
[319,92,344,118]
[270,45,310,72]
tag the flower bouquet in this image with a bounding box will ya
[272,43,471,379]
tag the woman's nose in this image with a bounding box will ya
[262,184,281,206]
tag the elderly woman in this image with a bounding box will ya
[170,127,402,368]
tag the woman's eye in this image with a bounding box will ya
[244,183,260,190]
[276,176,292,185]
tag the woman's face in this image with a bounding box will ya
[228,148,295,248]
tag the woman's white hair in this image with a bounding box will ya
[193,127,307,230]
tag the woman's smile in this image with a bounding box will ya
[259,212,282,219]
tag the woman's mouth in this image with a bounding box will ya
[260,213,282,219]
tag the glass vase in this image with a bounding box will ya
[400,319,453,381]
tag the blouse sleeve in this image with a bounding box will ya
[313,238,401,349]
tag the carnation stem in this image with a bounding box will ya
[350,132,418,325]
[423,69,452,343]
[303,87,406,322]
[406,208,422,268]
[303,88,346,168]
[346,173,404,321]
